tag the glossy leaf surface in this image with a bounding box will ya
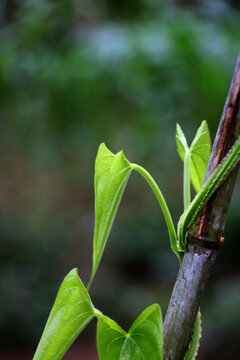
[34,268,95,360]
[189,120,211,191]
[176,121,211,192]
[90,143,132,284]
[97,304,163,360]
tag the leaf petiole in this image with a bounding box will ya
[131,163,181,259]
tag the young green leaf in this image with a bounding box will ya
[89,143,132,286]
[176,123,191,209]
[189,120,211,192]
[176,121,211,193]
[33,268,95,360]
[176,123,190,162]
[97,304,163,360]
[178,134,240,250]
[183,311,202,360]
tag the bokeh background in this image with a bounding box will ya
[0,0,240,359]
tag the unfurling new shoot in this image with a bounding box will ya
[34,121,240,360]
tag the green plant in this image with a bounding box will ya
[33,120,240,360]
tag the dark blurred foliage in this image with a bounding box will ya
[0,0,240,359]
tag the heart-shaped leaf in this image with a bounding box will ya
[33,268,95,360]
[176,121,211,192]
[97,304,163,360]
[89,143,132,285]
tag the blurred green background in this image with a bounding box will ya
[0,0,240,359]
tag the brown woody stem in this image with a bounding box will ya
[163,53,240,360]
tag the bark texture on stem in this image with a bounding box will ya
[163,53,240,360]
[190,53,240,245]
[164,245,217,360]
